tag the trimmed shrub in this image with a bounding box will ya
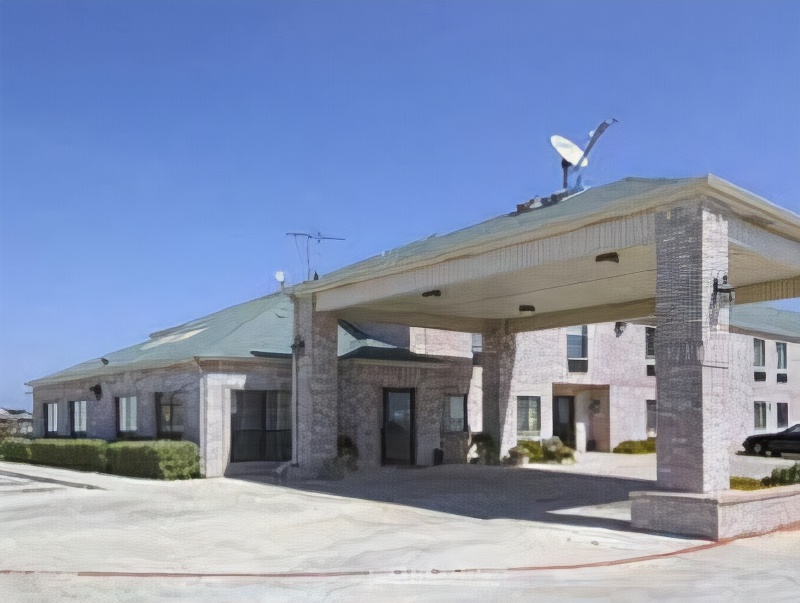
[0,438,33,462]
[28,439,108,472]
[762,463,800,487]
[730,476,767,491]
[613,437,657,454]
[107,440,201,480]
[470,433,499,465]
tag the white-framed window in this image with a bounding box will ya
[777,402,789,429]
[776,342,787,370]
[70,400,87,436]
[471,333,483,354]
[646,399,657,437]
[567,326,588,372]
[754,401,767,430]
[753,339,765,367]
[117,396,137,434]
[443,395,468,432]
[517,396,541,437]
[645,328,656,359]
[45,402,58,435]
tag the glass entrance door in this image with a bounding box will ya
[553,396,576,449]
[231,390,292,462]
[382,388,415,465]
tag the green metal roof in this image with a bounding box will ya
[730,303,800,343]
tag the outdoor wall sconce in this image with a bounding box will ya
[519,304,536,313]
[89,384,102,400]
[291,336,305,353]
[421,289,441,297]
[713,275,735,305]
[614,321,627,337]
[595,252,619,263]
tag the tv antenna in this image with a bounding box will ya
[550,118,618,191]
[286,231,345,281]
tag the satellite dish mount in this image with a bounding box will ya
[550,118,617,192]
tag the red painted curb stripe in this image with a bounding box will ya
[2,521,798,580]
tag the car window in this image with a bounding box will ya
[787,424,800,434]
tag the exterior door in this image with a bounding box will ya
[553,396,576,449]
[382,388,415,465]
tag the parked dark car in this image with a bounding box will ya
[743,424,800,457]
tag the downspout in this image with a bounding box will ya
[291,336,304,467]
[193,357,207,476]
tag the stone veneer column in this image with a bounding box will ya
[655,203,732,493]
[294,294,339,477]
[482,323,517,458]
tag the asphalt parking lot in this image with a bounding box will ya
[1,454,798,601]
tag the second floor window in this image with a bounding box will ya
[776,342,787,370]
[645,328,655,359]
[567,326,588,372]
[754,339,765,367]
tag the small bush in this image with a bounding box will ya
[730,476,767,490]
[337,435,359,471]
[514,440,545,462]
[107,440,200,480]
[28,439,108,472]
[0,438,33,462]
[762,463,800,487]
[540,436,575,463]
[613,437,657,454]
[469,433,499,465]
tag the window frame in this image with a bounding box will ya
[646,399,657,437]
[44,402,58,437]
[443,394,468,433]
[155,392,185,440]
[566,325,589,373]
[777,402,789,429]
[754,401,767,431]
[69,400,87,438]
[516,396,542,438]
[116,396,138,437]
[776,342,787,370]
[753,338,765,367]
[645,327,656,359]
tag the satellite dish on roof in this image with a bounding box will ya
[274,270,286,289]
[550,118,618,191]
[550,135,589,168]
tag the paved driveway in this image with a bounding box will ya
[1,456,798,601]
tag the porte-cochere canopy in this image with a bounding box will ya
[296,176,800,333]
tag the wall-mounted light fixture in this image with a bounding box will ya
[421,289,441,298]
[89,384,102,400]
[713,275,735,306]
[595,252,620,263]
[291,336,305,354]
[614,321,627,337]
[519,304,536,313]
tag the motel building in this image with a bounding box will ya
[28,176,800,539]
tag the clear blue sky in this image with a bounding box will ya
[1,1,799,410]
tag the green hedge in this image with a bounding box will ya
[0,438,33,462]
[28,439,109,472]
[762,463,800,487]
[0,438,201,480]
[613,437,657,454]
[107,440,200,480]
